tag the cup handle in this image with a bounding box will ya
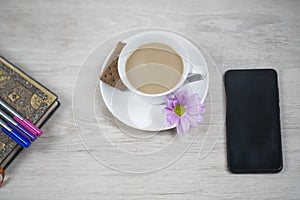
[183,70,206,85]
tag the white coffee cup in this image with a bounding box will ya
[118,31,201,104]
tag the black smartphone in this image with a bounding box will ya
[224,69,283,173]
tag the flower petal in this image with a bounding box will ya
[165,99,172,108]
[186,103,205,116]
[185,94,201,107]
[164,107,174,115]
[186,107,202,115]
[164,89,205,136]
[184,113,198,126]
[181,92,189,106]
[180,116,191,133]
[176,119,185,136]
[198,114,204,122]
[172,99,179,108]
[167,114,179,126]
[175,90,187,104]
[199,104,205,114]
[181,97,188,106]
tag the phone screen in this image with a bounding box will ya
[224,69,282,173]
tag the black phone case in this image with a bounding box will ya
[224,69,283,173]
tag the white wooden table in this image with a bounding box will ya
[0,0,299,199]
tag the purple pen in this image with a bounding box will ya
[0,109,37,141]
[0,118,30,148]
[0,98,42,136]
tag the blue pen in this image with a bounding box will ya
[0,109,37,141]
[0,118,31,148]
[0,98,42,136]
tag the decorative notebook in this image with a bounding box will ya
[0,56,59,171]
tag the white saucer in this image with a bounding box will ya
[100,31,209,131]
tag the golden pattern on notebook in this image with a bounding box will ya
[0,56,58,167]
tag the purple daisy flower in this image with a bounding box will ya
[164,90,205,136]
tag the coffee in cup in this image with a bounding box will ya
[125,42,183,95]
[118,31,197,104]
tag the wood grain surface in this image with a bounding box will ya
[0,0,299,199]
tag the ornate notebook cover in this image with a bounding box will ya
[0,56,58,168]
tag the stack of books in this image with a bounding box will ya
[0,56,59,186]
